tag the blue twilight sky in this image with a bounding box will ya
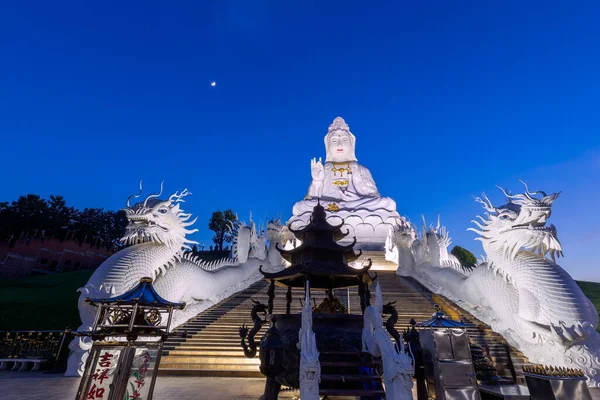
[1,2,599,281]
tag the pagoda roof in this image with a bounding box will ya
[291,224,350,243]
[416,307,467,328]
[86,277,186,309]
[289,201,345,238]
[276,239,361,263]
[259,259,372,289]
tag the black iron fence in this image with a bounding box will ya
[0,329,74,371]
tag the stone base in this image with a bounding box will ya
[288,208,406,251]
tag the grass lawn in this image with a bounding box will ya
[0,270,599,332]
[0,270,93,331]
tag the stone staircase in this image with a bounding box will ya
[159,270,527,385]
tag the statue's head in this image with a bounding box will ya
[324,117,357,162]
[468,181,562,262]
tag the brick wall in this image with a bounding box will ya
[0,238,115,279]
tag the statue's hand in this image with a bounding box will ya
[311,157,324,182]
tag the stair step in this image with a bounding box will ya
[319,388,385,396]
[164,350,254,356]
[161,355,260,364]
[159,362,259,370]
[159,269,528,384]
[321,374,382,381]
[159,369,263,378]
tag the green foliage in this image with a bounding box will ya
[0,194,127,250]
[208,209,237,252]
[576,280,600,333]
[451,245,478,272]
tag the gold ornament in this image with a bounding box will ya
[331,162,352,176]
[326,203,340,212]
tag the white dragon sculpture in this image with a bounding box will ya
[389,182,600,385]
[65,183,282,376]
[385,216,461,271]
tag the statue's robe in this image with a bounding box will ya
[293,161,397,215]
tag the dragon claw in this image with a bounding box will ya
[239,324,248,339]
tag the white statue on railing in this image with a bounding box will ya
[389,182,600,386]
[266,218,285,267]
[66,182,283,376]
[289,117,408,247]
[298,282,321,400]
[362,282,414,399]
[385,216,461,272]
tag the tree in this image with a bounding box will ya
[6,194,50,240]
[451,245,477,272]
[208,210,237,252]
[47,195,77,239]
[0,193,127,250]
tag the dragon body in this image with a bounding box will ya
[382,300,402,353]
[389,183,600,385]
[239,300,268,358]
[65,183,282,376]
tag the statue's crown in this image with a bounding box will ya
[328,117,350,133]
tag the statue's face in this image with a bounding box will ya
[327,131,353,162]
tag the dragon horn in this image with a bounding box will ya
[143,181,164,207]
[126,180,143,208]
[474,193,496,213]
[496,185,513,201]
[520,179,547,198]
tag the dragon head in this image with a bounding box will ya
[266,218,284,241]
[469,181,563,262]
[389,222,417,248]
[121,181,198,249]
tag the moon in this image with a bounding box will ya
[210,81,216,87]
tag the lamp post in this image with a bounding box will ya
[75,277,185,400]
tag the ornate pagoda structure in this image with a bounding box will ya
[260,201,374,311]
[246,202,389,399]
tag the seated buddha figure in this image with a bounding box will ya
[292,117,398,217]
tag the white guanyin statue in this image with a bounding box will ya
[289,117,409,249]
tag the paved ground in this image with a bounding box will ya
[0,371,298,400]
[5,371,598,400]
